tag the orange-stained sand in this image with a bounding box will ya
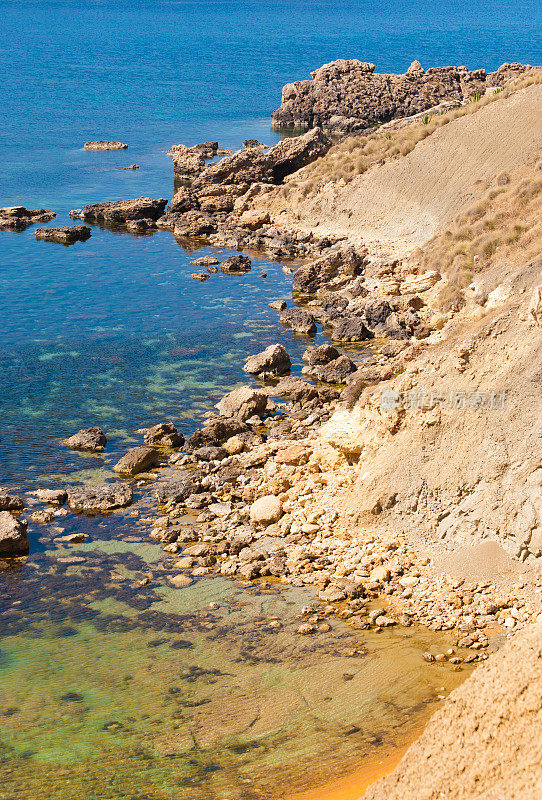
[283,736,416,800]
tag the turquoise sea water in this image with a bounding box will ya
[0,2,538,796]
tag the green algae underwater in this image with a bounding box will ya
[0,509,475,800]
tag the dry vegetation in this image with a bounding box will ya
[416,154,542,309]
[282,71,542,200]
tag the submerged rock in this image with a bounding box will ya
[63,427,107,453]
[34,225,91,245]
[243,343,291,376]
[0,512,29,557]
[0,206,56,230]
[84,141,128,150]
[67,483,133,514]
[113,446,159,475]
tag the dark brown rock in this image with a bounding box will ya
[220,254,252,274]
[0,206,56,230]
[113,446,159,475]
[79,197,167,225]
[143,423,184,448]
[34,226,91,244]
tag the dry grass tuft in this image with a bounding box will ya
[418,154,542,310]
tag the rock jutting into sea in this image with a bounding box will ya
[271,60,536,133]
[0,206,56,230]
[34,225,91,244]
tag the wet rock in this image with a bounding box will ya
[269,300,287,311]
[250,495,283,526]
[243,343,291,376]
[79,197,167,225]
[0,493,24,512]
[143,423,184,448]
[113,446,159,475]
[67,484,133,514]
[297,623,316,635]
[54,532,86,544]
[172,210,216,237]
[0,206,56,230]
[34,225,91,245]
[331,317,374,342]
[123,164,139,170]
[220,254,252,274]
[215,386,267,421]
[0,512,28,556]
[280,307,317,336]
[30,508,55,523]
[190,255,220,266]
[63,427,107,453]
[84,141,128,150]
[191,272,210,281]
[32,489,67,505]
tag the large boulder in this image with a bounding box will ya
[67,484,133,514]
[79,197,167,225]
[303,343,340,365]
[143,423,184,448]
[0,512,28,556]
[0,206,55,231]
[243,343,291,376]
[156,473,201,504]
[63,427,107,452]
[215,386,267,421]
[113,446,159,475]
[302,354,357,383]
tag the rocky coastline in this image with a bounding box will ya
[2,57,541,798]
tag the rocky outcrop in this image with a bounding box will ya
[271,60,536,133]
[63,427,107,452]
[293,246,367,294]
[113,446,159,475]
[185,418,248,451]
[77,197,167,226]
[84,141,128,150]
[32,489,67,505]
[279,307,317,336]
[34,226,91,244]
[0,512,29,556]
[67,483,133,514]
[0,206,56,230]
[243,343,291,376]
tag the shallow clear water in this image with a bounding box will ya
[0,1,537,796]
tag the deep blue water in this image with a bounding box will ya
[0,0,540,486]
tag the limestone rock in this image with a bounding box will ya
[0,493,24,512]
[220,254,252,274]
[280,307,317,335]
[63,427,107,452]
[0,206,56,230]
[79,197,167,225]
[0,512,29,557]
[34,226,91,245]
[243,343,291,376]
[67,484,133,514]
[84,141,128,150]
[113,446,159,475]
[250,495,283,526]
[215,386,267,421]
[143,423,184,448]
[32,489,67,505]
